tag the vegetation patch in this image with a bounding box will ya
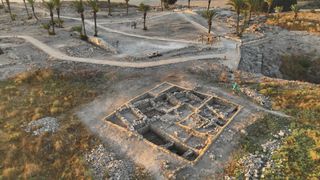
[0,68,107,179]
[279,54,320,84]
[267,12,320,33]
[224,80,320,178]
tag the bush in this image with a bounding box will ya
[263,0,297,12]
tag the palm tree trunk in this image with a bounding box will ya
[57,8,61,27]
[236,12,240,36]
[188,0,190,9]
[5,0,13,20]
[23,0,30,17]
[207,0,211,11]
[161,0,163,11]
[208,21,212,42]
[108,0,111,16]
[50,9,55,34]
[143,12,147,30]
[94,11,97,36]
[81,13,87,37]
[31,5,39,21]
[126,2,128,15]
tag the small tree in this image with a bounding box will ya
[5,0,14,20]
[74,0,87,39]
[291,4,299,20]
[43,0,55,35]
[203,10,216,42]
[125,0,129,15]
[264,0,273,15]
[23,0,31,18]
[228,0,245,36]
[139,3,150,31]
[274,5,283,22]
[27,0,39,21]
[88,0,99,36]
[53,0,62,27]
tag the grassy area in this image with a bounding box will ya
[224,80,320,178]
[0,69,106,179]
[267,12,320,33]
[280,54,320,84]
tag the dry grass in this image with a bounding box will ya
[0,69,106,179]
[267,12,320,33]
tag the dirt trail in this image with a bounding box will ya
[0,35,228,68]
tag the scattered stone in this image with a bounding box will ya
[24,117,59,136]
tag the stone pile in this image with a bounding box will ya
[24,117,59,136]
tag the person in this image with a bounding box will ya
[232,82,240,94]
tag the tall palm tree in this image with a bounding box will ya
[160,0,164,11]
[188,0,191,9]
[23,0,31,18]
[245,0,255,22]
[125,0,129,15]
[27,0,39,21]
[203,10,215,42]
[53,0,62,27]
[107,0,111,16]
[139,3,150,30]
[291,4,299,20]
[264,0,273,15]
[228,0,245,36]
[207,0,211,11]
[88,0,99,36]
[5,0,14,20]
[43,0,55,35]
[74,0,87,39]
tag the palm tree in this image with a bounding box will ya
[228,0,245,36]
[160,0,164,11]
[43,0,55,35]
[23,0,31,18]
[125,0,129,15]
[88,0,99,36]
[1,0,5,9]
[74,0,87,39]
[291,4,299,20]
[27,0,39,21]
[203,10,215,42]
[53,0,62,27]
[207,0,211,11]
[245,0,255,22]
[107,0,111,16]
[5,0,14,20]
[188,0,191,9]
[264,0,273,15]
[139,3,150,30]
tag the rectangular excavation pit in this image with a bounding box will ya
[119,107,139,124]
[141,127,198,161]
[154,93,178,112]
[131,93,154,105]
[199,106,227,127]
[207,97,238,119]
[180,114,219,134]
[160,124,190,142]
[185,135,207,150]
[105,113,127,128]
[176,104,194,119]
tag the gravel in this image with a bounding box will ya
[24,117,59,136]
[85,144,134,180]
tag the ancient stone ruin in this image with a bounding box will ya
[105,82,241,162]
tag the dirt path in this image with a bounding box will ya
[0,35,229,68]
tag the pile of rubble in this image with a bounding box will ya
[85,144,134,180]
[24,117,59,136]
[240,87,271,109]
